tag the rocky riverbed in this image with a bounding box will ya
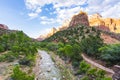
[36,50,61,80]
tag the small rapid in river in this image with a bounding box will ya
[37,50,61,80]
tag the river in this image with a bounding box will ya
[36,50,61,80]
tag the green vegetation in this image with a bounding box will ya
[80,36,103,56]
[41,25,103,68]
[39,25,114,79]
[44,25,101,45]
[0,31,37,65]
[1,24,118,79]
[43,25,120,67]
[79,61,112,80]
[99,44,120,66]
[11,66,34,80]
[0,31,38,80]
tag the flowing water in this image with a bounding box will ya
[37,50,61,80]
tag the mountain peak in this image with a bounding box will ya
[89,13,102,19]
[0,24,8,29]
[69,11,89,27]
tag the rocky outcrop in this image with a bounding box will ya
[36,37,44,41]
[69,11,89,27]
[112,65,120,80]
[0,24,16,36]
[89,13,120,33]
[38,27,58,40]
[58,20,70,31]
[0,24,8,29]
[48,27,57,36]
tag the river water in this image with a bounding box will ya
[37,50,61,80]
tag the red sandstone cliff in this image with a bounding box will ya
[89,13,120,33]
[69,11,89,27]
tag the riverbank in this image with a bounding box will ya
[49,52,76,80]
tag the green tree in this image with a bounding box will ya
[78,61,90,74]
[99,44,120,65]
[64,44,73,58]
[80,36,103,56]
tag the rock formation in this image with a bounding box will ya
[38,12,120,39]
[89,13,120,33]
[112,65,120,80]
[58,20,70,31]
[69,11,89,27]
[37,27,58,40]
[48,27,57,36]
[0,24,8,29]
[36,37,44,41]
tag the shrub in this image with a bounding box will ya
[78,61,90,74]
[64,44,73,58]
[81,76,89,80]
[19,55,35,66]
[46,42,58,51]
[96,69,106,78]
[0,45,4,52]
[57,47,65,57]
[87,68,97,78]
[0,51,16,62]
[11,45,20,53]
[0,55,6,62]
[11,66,34,80]
[100,77,112,80]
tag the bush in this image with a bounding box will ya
[19,55,36,66]
[0,45,4,52]
[0,51,16,62]
[96,69,106,78]
[64,44,73,58]
[100,77,112,80]
[72,44,82,61]
[11,66,34,80]
[0,55,6,62]
[78,61,90,74]
[19,57,31,66]
[57,47,65,57]
[5,52,16,62]
[11,45,20,53]
[87,68,97,78]
[78,61,111,79]
[72,61,80,68]
[46,42,58,51]
[81,76,89,80]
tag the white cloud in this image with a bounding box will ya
[86,0,120,17]
[25,0,86,21]
[40,16,56,24]
[28,7,42,19]
[28,12,38,18]
[25,0,120,23]
[55,6,81,24]
[101,2,120,18]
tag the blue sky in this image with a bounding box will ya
[0,0,120,38]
